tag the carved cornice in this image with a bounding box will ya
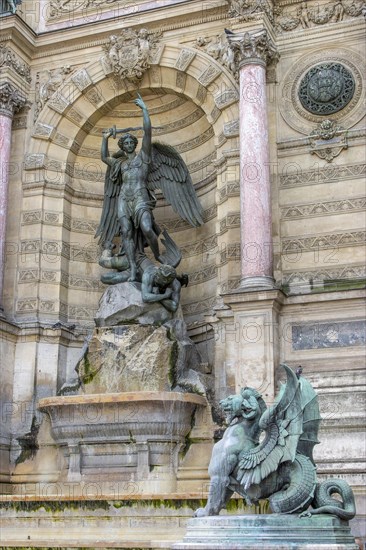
[226,29,279,68]
[0,44,31,84]
[226,0,275,23]
[0,82,26,118]
[275,0,365,32]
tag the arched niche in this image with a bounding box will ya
[25,45,239,324]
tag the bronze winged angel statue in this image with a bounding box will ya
[95,94,203,283]
[195,364,356,520]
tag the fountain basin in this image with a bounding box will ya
[39,391,206,490]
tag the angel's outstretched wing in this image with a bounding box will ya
[237,364,304,490]
[95,153,124,247]
[147,142,203,227]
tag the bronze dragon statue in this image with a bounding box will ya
[195,364,356,519]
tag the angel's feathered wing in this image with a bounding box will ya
[237,364,317,490]
[95,152,125,247]
[147,142,203,227]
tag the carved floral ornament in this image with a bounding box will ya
[196,29,278,80]
[0,44,31,84]
[309,119,348,162]
[0,81,27,117]
[101,28,162,82]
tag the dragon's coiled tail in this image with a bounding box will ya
[269,454,317,514]
[311,479,356,520]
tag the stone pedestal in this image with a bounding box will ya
[173,514,359,549]
[212,289,284,402]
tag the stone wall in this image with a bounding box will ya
[0,0,365,546]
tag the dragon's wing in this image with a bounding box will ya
[147,142,203,227]
[237,364,303,490]
[95,155,123,247]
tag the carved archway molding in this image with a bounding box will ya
[27,44,240,170]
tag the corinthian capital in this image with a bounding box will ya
[0,82,27,118]
[226,29,278,68]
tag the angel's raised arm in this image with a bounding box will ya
[101,130,114,166]
[135,94,151,158]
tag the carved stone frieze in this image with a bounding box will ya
[220,277,241,293]
[101,28,161,82]
[223,120,239,137]
[189,265,217,285]
[214,89,239,109]
[32,122,54,139]
[40,300,56,312]
[276,0,365,32]
[18,269,39,283]
[22,211,42,224]
[0,82,27,117]
[220,242,241,264]
[279,162,366,188]
[16,299,37,313]
[197,64,221,86]
[60,272,104,291]
[24,154,47,169]
[48,0,115,18]
[162,204,217,233]
[84,87,104,107]
[68,305,96,320]
[309,119,348,162]
[47,92,70,114]
[282,264,366,286]
[220,212,241,233]
[180,234,217,259]
[0,44,31,84]
[226,0,275,23]
[281,196,366,219]
[34,66,72,121]
[66,108,84,125]
[218,181,240,203]
[182,295,217,316]
[282,230,366,254]
[71,69,92,91]
[175,49,196,71]
[53,132,70,147]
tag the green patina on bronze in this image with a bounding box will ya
[195,364,356,520]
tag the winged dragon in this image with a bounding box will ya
[195,364,356,519]
[95,94,203,285]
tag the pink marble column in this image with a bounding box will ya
[0,82,26,315]
[227,30,278,289]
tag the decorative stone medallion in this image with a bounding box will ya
[279,48,365,134]
[299,63,355,115]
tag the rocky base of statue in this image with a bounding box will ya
[94,280,179,326]
[173,514,359,549]
[59,294,211,396]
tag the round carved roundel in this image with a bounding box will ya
[298,63,355,115]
